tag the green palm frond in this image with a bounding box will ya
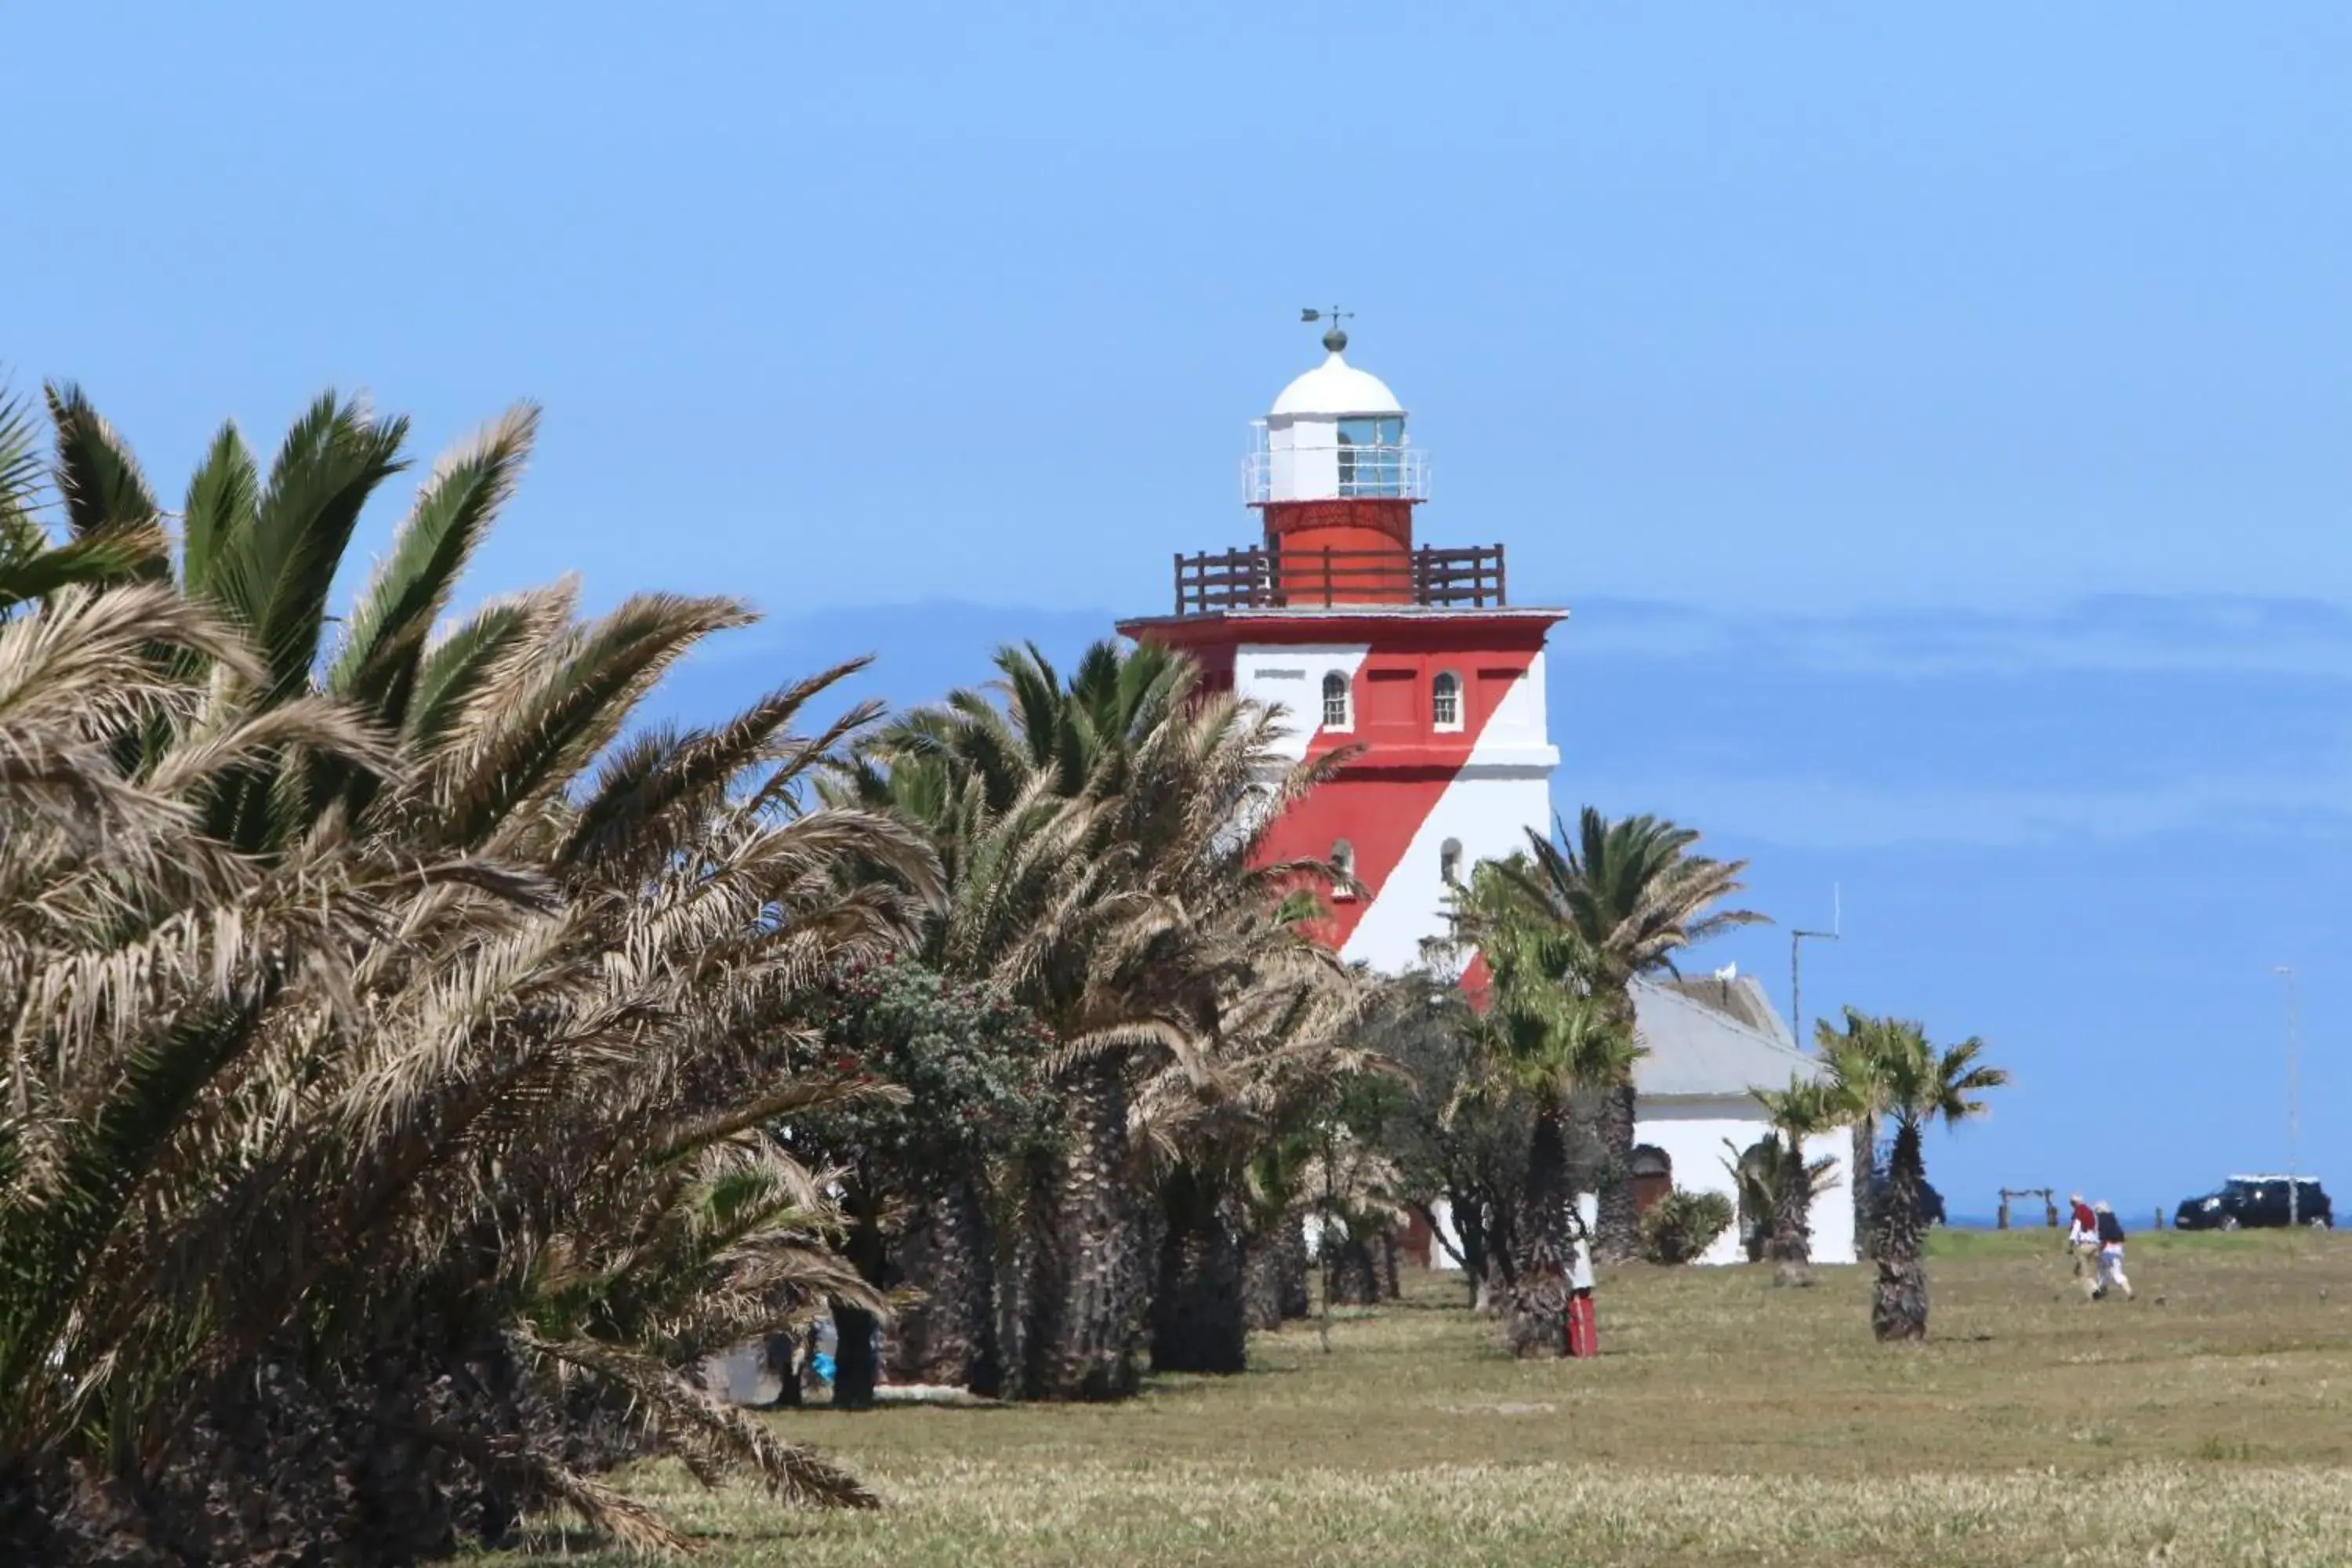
[209,390,410,701]
[1819,1008,2007,1133]
[0,385,168,615]
[403,576,579,753]
[325,402,538,729]
[561,657,878,874]
[179,420,259,602]
[0,378,45,550]
[426,590,754,851]
[44,383,162,552]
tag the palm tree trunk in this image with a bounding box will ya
[888,1174,1002,1394]
[1768,1134,1814,1288]
[1010,1145,1052,1398]
[1506,1098,1571,1358]
[832,1302,879,1409]
[1241,1211,1308,1330]
[831,1205,887,1409]
[1870,1120,1929,1341]
[1321,1225,1381,1305]
[1028,1058,1145,1400]
[1447,1192,1490,1311]
[760,1330,805,1407]
[1241,1216,1287,1332]
[1853,1113,1882,1261]
[1152,1170,1247,1374]
[1592,1083,1641,1264]
[1276,1215,1312,1319]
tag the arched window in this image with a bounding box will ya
[1320,670,1352,731]
[1432,670,1462,731]
[1330,838,1356,901]
[1439,838,1463,886]
[1629,1145,1674,1218]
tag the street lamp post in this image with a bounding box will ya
[2274,964,2302,1227]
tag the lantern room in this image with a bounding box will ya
[1243,325,1429,510]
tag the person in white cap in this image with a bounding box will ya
[2091,1201,2132,1301]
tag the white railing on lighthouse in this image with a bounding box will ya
[1243,442,1431,505]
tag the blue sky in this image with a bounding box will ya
[12,5,2352,1219]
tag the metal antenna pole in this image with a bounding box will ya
[1791,931,1836,1044]
[2275,965,2302,1225]
[1789,885,1842,1045]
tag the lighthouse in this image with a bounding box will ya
[1117,323,1564,970]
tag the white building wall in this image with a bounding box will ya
[1232,644,1368,760]
[1801,1127,1857,1266]
[1632,1098,1857,1267]
[1340,768,1550,973]
[1632,1098,1766,1266]
[1476,648,1552,758]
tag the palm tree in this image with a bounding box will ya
[1750,1076,1846,1287]
[1820,1009,2008,1341]
[1134,937,1382,1373]
[1297,1123,1410,1308]
[1497,808,1766,1260]
[856,638,1341,1400]
[1237,1135,1316,1329]
[0,390,941,1559]
[1450,870,1639,1358]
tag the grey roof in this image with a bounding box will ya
[1659,973,1798,1049]
[1632,978,1824,1099]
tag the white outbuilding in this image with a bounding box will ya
[1628,971,1856,1266]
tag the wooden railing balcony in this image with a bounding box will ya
[1169,543,1507,614]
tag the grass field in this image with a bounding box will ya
[491,1229,2352,1565]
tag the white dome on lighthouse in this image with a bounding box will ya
[1244,324,1428,506]
[1270,350,1405,419]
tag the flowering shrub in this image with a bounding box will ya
[789,960,1049,1185]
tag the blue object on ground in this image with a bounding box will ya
[811,1352,836,1385]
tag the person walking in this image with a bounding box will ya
[2066,1192,2100,1299]
[2092,1201,2132,1301]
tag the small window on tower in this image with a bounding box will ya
[1330,838,1356,901]
[1440,838,1463,886]
[1321,671,1352,731]
[1432,671,1462,731]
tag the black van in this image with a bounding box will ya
[2174,1175,2332,1230]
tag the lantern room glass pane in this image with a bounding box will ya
[1335,416,1406,497]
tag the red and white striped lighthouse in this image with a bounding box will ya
[1118,323,1564,970]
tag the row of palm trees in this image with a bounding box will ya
[1417,819,2005,1350]
[1736,1014,2008,1339]
[0,383,1394,1562]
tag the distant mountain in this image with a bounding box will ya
[644,599,1118,733]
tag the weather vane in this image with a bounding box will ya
[1300,305,1352,353]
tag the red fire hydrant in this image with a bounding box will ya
[1566,1290,1598,1357]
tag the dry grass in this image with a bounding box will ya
[486,1229,2352,1565]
